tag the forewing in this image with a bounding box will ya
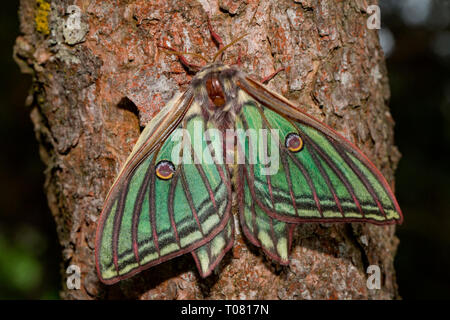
[95,92,232,284]
[236,76,403,225]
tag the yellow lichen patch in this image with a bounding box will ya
[35,0,51,35]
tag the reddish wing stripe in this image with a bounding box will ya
[130,160,154,264]
[212,140,232,219]
[204,124,231,220]
[180,167,205,236]
[266,174,275,209]
[148,162,160,257]
[192,142,218,211]
[240,113,281,213]
[279,151,300,216]
[234,126,265,218]
[332,141,387,219]
[112,175,133,273]
[203,118,230,199]
[308,146,344,216]
[287,224,295,252]
[197,164,217,210]
[238,167,259,247]
[236,140,260,245]
[213,165,228,219]
[168,172,181,248]
[269,217,278,249]
[258,108,275,208]
[261,121,275,208]
[301,132,364,216]
[251,196,259,243]
[285,150,324,217]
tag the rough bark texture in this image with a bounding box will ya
[14,0,401,299]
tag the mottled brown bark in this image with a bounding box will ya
[14,0,401,299]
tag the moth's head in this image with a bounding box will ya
[158,25,248,113]
[191,63,240,110]
[205,69,226,108]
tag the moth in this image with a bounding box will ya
[95,27,403,284]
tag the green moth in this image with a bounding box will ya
[95,31,403,285]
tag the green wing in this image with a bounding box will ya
[95,92,232,284]
[237,165,295,264]
[234,76,402,263]
[192,214,234,277]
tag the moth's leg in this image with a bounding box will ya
[208,18,226,62]
[208,18,224,50]
[261,67,285,84]
[247,67,285,84]
[232,47,243,67]
[158,44,203,73]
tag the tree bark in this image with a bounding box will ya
[14,0,401,299]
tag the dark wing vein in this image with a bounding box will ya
[112,175,132,273]
[168,171,181,248]
[299,131,364,216]
[131,160,154,265]
[148,157,160,257]
[307,145,344,216]
[179,167,205,237]
[331,139,387,219]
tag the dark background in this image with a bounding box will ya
[0,0,449,299]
